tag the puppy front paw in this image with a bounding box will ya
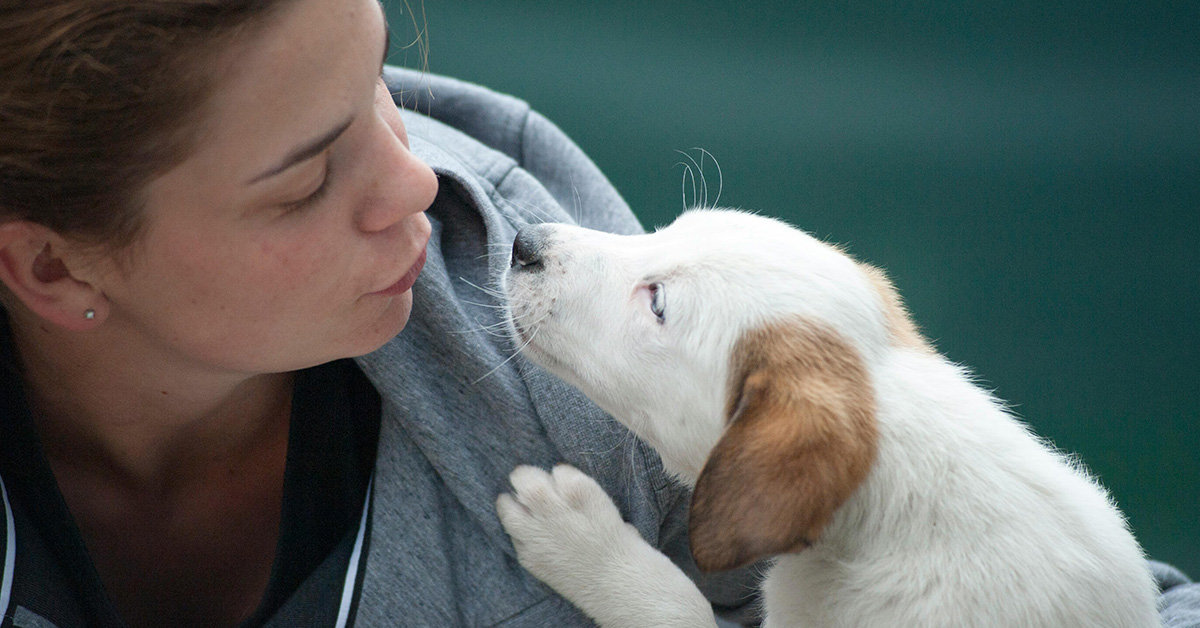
[497,464,719,628]
[497,464,635,578]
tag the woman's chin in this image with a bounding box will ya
[355,289,415,355]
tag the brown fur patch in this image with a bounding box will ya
[858,262,932,352]
[692,319,878,572]
[812,238,929,352]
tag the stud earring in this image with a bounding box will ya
[84,309,95,320]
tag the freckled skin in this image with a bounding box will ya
[82,0,438,375]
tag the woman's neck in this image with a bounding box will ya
[6,307,296,627]
[8,307,295,493]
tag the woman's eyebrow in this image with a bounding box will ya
[248,116,353,185]
[250,6,389,187]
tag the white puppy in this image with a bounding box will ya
[495,209,1159,627]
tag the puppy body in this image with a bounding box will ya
[763,348,1154,627]
[497,210,1159,627]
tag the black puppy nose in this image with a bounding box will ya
[511,226,546,270]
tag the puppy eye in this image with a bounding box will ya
[650,282,666,322]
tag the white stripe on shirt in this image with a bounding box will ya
[335,476,372,628]
[1,473,16,622]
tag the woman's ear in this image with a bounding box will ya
[0,221,108,330]
[688,320,879,572]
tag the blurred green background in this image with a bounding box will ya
[384,1,1199,577]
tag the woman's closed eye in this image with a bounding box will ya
[279,161,333,214]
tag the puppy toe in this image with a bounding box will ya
[496,492,528,523]
[550,464,615,513]
[508,465,556,506]
[509,464,552,490]
[549,463,592,485]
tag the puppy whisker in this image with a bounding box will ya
[472,324,541,385]
[502,197,563,226]
[677,158,698,212]
[457,299,513,311]
[458,277,510,300]
[675,148,723,210]
[450,318,512,337]
[693,147,722,208]
[570,184,584,225]
[679,150,707,208]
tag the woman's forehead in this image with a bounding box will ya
[185,0,387,177]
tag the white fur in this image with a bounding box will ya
[495,209,1159,627]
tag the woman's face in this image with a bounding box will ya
[91,0,437,375]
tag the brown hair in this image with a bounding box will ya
[0,0,289,250]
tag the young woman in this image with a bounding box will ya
[0,0,1194,627]
[0,0,761,625]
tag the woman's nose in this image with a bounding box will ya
[355,121,438,234]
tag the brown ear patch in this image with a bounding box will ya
[690,319,878,572]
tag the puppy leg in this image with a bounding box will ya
[497,464,718,628]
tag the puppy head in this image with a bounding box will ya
[504,209,914,567]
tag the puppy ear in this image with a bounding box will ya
[689,320,878,572]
